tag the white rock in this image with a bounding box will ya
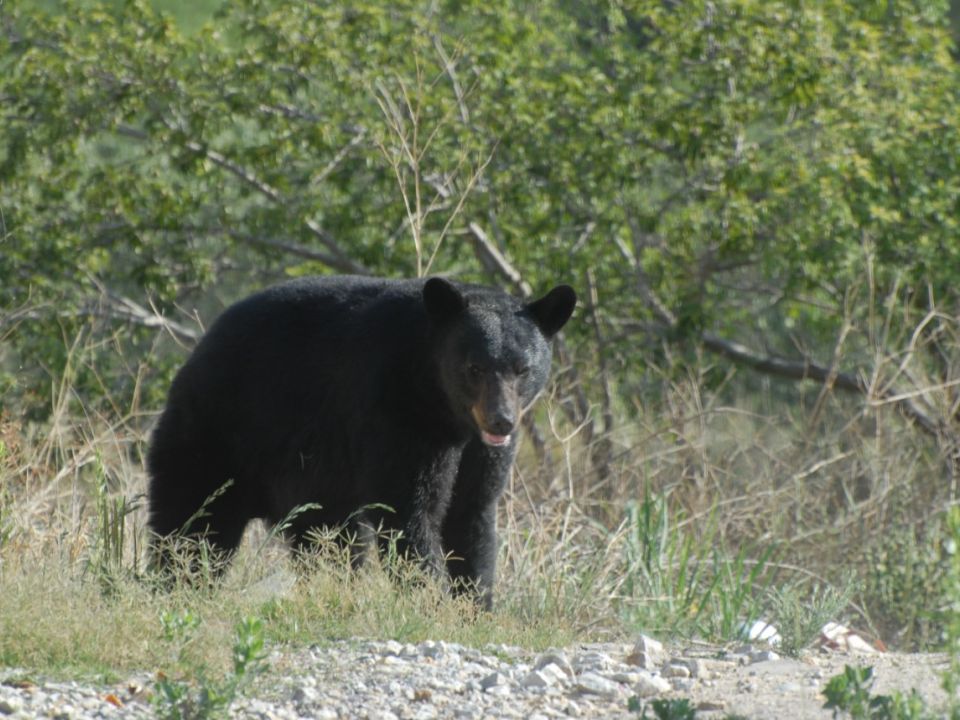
[819,622,879,654]
[634,634,664,655]
[663,663,690,678]
[0,698,22,715]
[741,619,782,645]
[572,651,614,673]
[542,663,570,685]
[418,640,444,659]
[485,684,512,697]
[626,635,665,669]
[383,640,404,656]
[750,649,780,663]
[480,672,509,691]
[534,651,574,678]
[367,710,400,720]
[409,706,438,720]
[521,663,569,689]
[633,672,672,697]
[575,672,620,698]
[520,670,553,689]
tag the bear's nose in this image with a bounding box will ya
[487,412,516,436]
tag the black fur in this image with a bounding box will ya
[147,275,576,607]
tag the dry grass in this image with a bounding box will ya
[0,341,955,679]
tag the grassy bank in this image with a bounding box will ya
[2,350,956,682]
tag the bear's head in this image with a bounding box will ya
[423,277,577,448]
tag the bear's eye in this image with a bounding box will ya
[516,365,531,377]
[467,364,483,379]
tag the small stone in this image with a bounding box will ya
[410,706,438,720]
[453,706,482,720]
[697,700,727,711]
[534,652,574,678]
[383,640,404,656]
[0,698,22,715]
[292,685,320,705]
[575,672,620,698]
[418,641,444,659]
[738,679,758,693]
[671,677,695,692]
[750,649,780,663]
[572,651,614,673]
[480,672,508,691]
[521,664,568,689]
[626,635,665,670]
[741,619,782,645]
[367,711,400,720]
[633,672,672,697]
[663,663,691,678]
[634,634,664,655]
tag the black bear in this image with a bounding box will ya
[147,275,576,607]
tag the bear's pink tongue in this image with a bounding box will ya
[481,431,511,447]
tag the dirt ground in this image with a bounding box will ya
[667,645,953,719]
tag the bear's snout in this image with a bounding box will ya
[471,384,518,447]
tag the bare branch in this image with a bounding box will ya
[302,220,370,275]
[311,128,367,187]
[465,223,532,297]
[432,34,470,125]
[85,287,200,345]
[700,331,942,438]
[189,141,284,203]
[116,122,365,276]
[231,231,369,276]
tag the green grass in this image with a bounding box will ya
[822,666,937,720]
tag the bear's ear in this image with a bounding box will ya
[423,277,466,325]
[526,285,577,337]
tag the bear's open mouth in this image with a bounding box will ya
[480,430,512,447]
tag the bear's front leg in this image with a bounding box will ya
[443,438,513,610]
[442,501,498,610]
[387,450,462,581]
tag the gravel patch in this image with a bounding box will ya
[0,638,952,719]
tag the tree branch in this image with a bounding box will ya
[229,231,368,276]
[465,223,531,296]
[116,122,365,276]
[700,331,942,438]
[85,288,201,345]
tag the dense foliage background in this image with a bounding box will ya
[4,0,960,651]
